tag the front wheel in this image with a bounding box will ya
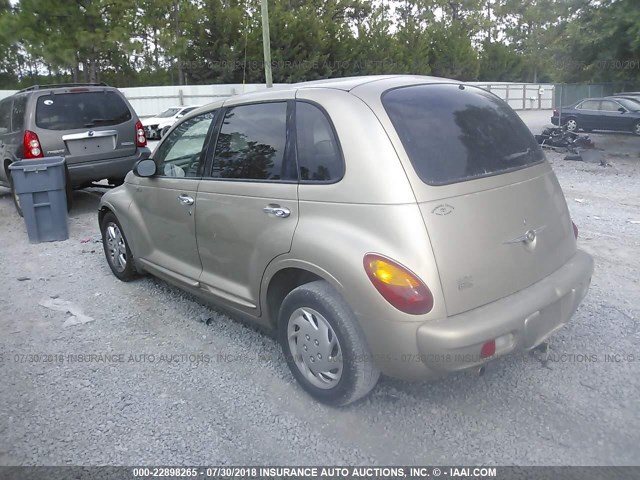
[101,212,137,281]
[633,121,640,136]
[278,280,380,406]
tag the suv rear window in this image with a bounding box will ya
[36,91,132,130]
[382,84,544,185]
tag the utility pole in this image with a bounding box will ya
[260,0,273,88]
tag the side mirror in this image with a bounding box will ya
[618,107,626,113]
[133,159,157,177]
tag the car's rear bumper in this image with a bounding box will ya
[366,250,593,380]
[415,249,594,373]
[551,116,559,125]
[67,148,151,187]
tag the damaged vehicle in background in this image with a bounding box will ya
[142,105,201,139]
[99,75,594,406]
[551,97,640,135]
[0,83,150,216]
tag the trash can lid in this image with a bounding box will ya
[9,156,66,171]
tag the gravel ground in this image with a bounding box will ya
[0,111,639,466]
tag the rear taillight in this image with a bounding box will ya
[135,120,147,147]
[363,254,433,315]
[23,130,43,159]
[553,109,559,117]
[572,221,579,239]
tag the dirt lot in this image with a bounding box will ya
[0,111,639,465]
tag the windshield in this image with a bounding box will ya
[157,108,181,118]
[382,84,544,185]
[35,91,132,130]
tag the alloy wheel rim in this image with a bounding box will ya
[566,120,577,131]
[287,307,343,389]
[635,123,640,135]
[105,222,127,272]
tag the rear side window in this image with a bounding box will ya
[11,96,26,132]
[212,102,291,181]
[0,99,10,132]
[382,84,544,185]
[295,102,343,182]
[35,91,132,130]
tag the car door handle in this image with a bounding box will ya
[178,194,194,206]
[263,204,290,218]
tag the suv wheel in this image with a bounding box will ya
[8,173,23,217]
[278,280,380,406]
[101,212,137,281]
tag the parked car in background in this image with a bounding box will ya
[613,92,640,100]
[99,75,593,406]
[141,105,201,139]
[608,95,640,108]
[0,83,150,216]
[551,97,640,135]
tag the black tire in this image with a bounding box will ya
[64,165,73,213]
[633,121,640,137]
[278,280,380,406]
[8,172,23,217]
[100,212,137,281]
[161,126,170,138]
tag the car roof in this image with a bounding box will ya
[17,83,115,95]
[185,75,461,117]
[609,95,640,101]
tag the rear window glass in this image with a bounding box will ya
[382,84,544,185]
[11,96,27,132]
[36,91,132,130]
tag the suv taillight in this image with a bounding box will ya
[23,130,44,159]
[363,253,434,315]
[553,109,559,117]
[135,120,147,147]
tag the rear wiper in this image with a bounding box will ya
[503,148,530,161]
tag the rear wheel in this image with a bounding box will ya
[64,165,73,212]
[565,118,578,132]
[8,172,23,217]
[101,212,137,281]
[278,280,380,406]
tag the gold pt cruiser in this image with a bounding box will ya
[99,76,594,405]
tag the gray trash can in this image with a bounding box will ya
[8,156,69,243]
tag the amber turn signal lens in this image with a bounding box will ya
[363,254,433,315]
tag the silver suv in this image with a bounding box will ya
[99,75,594,406]
[0,83,150,215]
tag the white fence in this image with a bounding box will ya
[0,81,555,117]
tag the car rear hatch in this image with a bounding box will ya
[381,83,577,316]
[34,89,137,165]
